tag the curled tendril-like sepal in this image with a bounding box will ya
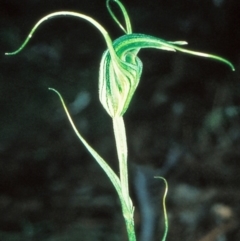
[106,0,132,34]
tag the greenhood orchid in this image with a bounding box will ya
[6,0,234,118]
[5,1,235,241]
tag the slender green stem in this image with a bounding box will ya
[125,218,137,241]
[112,116,130,209]
[112,116,136,241]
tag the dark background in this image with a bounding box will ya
[0,0,240,240]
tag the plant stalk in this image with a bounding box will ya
[112,116,130,207]
[125,218,136,241]
[112,116,136,241]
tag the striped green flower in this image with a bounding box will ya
[98,0,234,117]
[6,0,234,118]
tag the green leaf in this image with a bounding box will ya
[48,88,132,212]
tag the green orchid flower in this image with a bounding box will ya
[6,0,234,118]
[102,0,234,117]
[5,1,235,241]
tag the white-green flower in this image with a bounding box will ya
[6,0,234,118]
